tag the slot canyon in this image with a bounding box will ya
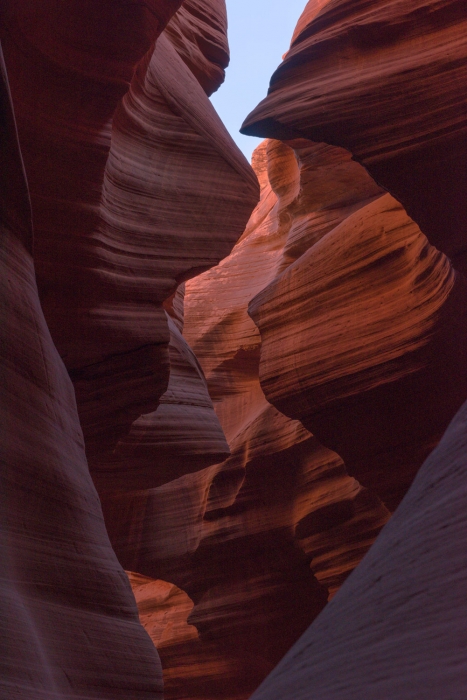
[1,1,467,698]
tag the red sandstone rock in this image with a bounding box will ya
[249,183,467,509]
[127,572,199,649]
[104,140,393,699]
[248,398,467,700]
[165,0,229,95]
[94,313,230,492]
[0,45,162,700]
[242,0,467,275]
[1,0,258,463]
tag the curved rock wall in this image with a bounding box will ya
[242,0,467,275]
[108,137,398,698]
[3,0,467,698]
[0,0,258,464]
[1,1,259,697]
[122,120,466,699]
[249,398,467,700]
[240,2,467,698]
[165,0,229,95]
[0,44,163,700]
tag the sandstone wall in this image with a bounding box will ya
[0,43,163,700]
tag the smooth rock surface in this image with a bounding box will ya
[249,186,467,509]
[242,0,467,274]
[249,398,467,700]
[95,313,230,492]
[1,0,258,462]
[0,44,163,700]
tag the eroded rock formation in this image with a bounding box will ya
[0,0,258,466]
[241,0,467,512]
[104,91,466,699]
[0,44,163,700]
[242,0,467,275]
[1,1,259,697]
[3,0,467,698]
[249,398,467,700]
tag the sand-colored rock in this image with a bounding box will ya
[249,398,467,700]
[0,45,162,700]
[242,0,467,275]
[1,0,258,463]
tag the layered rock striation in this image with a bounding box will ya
[1,0,258,466]
[1,1,259,697]
[248,181,467,509]
[249,398,467,700]
[3,0,467,698]
[238,2,467,698]
[120,133,466,697]
[242,0,467,275]
[0,43,163,700]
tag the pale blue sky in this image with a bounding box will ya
[210,0,307,163]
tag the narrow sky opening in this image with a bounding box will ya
[210,0,307,163]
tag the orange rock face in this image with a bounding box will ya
[104,139,392,698]
[0,44,162,700]
[118,130,467,697]
[242,0,467,275]
[241,2,467,511]
[248,179,467,509]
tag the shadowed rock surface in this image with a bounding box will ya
[1,0,258,465]
[0,42,163,700]
[248,398,467,700]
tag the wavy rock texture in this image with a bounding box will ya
[249,398,467,700]
[1,0,258,463]
[104,140,395,699]
[242,0,467,275]
[115,132,466,696]
[94,312,230,492]
[165,0,229,95]
[2,1,259,696]
[184,138,391,590]
[0,45,162,700]
[249,184,467,509]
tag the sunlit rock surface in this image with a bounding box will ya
[249,181,467,510]
[0,44,163,700]
[105,140,404,698]
[115,131,467,697]
[242,0,467,275]
[241,1,467,512]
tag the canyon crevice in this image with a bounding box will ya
[2,1,467,699]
